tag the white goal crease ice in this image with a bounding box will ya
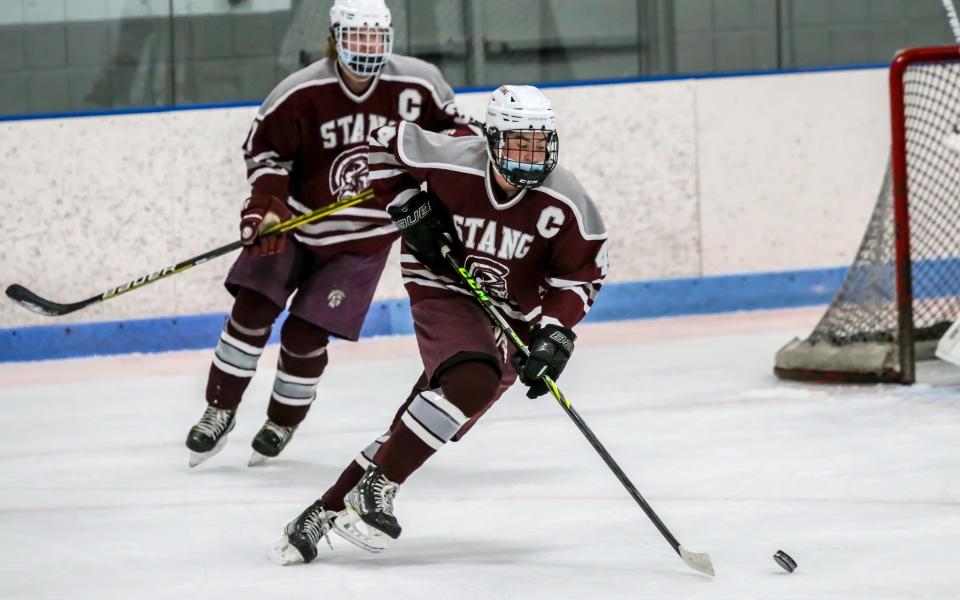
[775,45,960,384]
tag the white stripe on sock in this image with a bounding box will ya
[271,391,315,407]
[355,453,372,470]
[212,355,256,378]
[421,390,469,426]
[276,371,322,386]
[400,412,445,450]
[220,329,264,356]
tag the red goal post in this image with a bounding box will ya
[775,45,960,384]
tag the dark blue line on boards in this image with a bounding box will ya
[0,267,848,363]
[0,62,888,124]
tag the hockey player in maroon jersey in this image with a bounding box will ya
[270,85,608,564]
[184,0,478,468]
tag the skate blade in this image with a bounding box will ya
[331,509,387,553]
[188,434,230,468]
[248,450,269,467]
[268,536,306,566]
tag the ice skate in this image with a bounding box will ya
[185,406,236,467]
[333,465,400,552]
[269,499,337,565]
[248,420,298,466]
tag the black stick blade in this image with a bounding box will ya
[5,284,74,316]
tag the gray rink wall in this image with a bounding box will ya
[0,67,891,359]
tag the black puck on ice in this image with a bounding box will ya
[773,550,797,573]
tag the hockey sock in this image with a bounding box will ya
[319,375,430,509]
[206,289,281,410]
[320,431,391,511]
[266,316,330,427]
[373,360,501,483]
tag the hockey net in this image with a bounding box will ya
[775,45,960,384]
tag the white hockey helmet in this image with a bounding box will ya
[484,85,559,189]
[329,0,393,77]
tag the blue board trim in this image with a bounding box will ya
[0,267,847,363]
[0,62,887,124]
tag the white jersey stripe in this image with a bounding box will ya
[287,197,312,215]
[401,276,464,293]
[401,276,532,321]
[287,196,388,220]
[294,224,396,246]
[399,268,453,283]
[248,167,288,184]
[523,306,543,322]
[368,168,407,181]
[539,316,564,328]
[298,219,385,235]
[565,285,590,305]
[386,188,420,209]
[369,151,401,166]
[260,78,338,118]
[333,207,391,219]
[545,276,601,288]
[251,150,279,162]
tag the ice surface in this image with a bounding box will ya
[1,307,959,599]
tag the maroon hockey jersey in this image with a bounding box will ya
[369,121,609,329]
[242,56,476,259]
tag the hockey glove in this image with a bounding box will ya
[240,193,293,258]
[387,191,461,272]
[510,324,576,399]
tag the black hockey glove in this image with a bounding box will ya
[387,191,461,273]
[510,324,576,399]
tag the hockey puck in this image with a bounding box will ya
[773,550,797,573]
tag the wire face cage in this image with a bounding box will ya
[775,45,960,384]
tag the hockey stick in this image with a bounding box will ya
[441,245,715,577]
[5,189,375,317]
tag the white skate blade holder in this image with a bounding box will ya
[248,450,269,467]
[679,545,715,577]
[331,509,389,553]
[268,536,306,566]
[188,430,231,467]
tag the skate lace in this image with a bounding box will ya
[372,476,398,516]
[263,420,293,441]
[302,506,332,549]
[195,406,232,438]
